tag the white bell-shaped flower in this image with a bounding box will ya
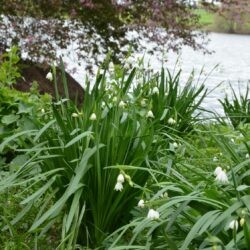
[46,72,53,81]
[114,182,123,191]
[152,86,159,95]
[228,219,238,231]
[168,117,176,125]
[117,173,125,183]
[89,113,97,121]
[147,209,160,220]
[215,169,228,184]
[214,166,222,176]
[146,110,154,119]
[138,199,145,208]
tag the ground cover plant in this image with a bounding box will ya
[0,54,250,249]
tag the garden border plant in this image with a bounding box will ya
[0,56,209,249]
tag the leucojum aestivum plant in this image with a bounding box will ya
[0,57,209,249]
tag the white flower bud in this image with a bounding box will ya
[89,113,97,121]
[72,113,78,118]
[240,218,245,227]
[138,199,145,208]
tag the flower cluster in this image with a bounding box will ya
[137,199,160,220]
[168,117,176,125]
[114,173,125,191]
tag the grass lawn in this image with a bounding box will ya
[194,8,215,27]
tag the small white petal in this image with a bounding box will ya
[152,86,159,95]
[117,174,125,183]
[228,220,238,231]
[246,153,249,159]
[138,199,145,208]
[90,113,97,121]
[114,182,123,191]
[173,142,178,148]
[72,113,78,118]
[146,110,154,119]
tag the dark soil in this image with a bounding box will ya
[14,59,84,104]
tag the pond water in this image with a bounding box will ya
[62,32,250,116]
[163,32,250,115]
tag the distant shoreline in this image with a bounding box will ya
[195,8,250,35]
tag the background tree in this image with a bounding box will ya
[0,0,208,68]
[219,0,250,33]
[204,0,250,33]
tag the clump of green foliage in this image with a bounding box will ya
[0,46,21,87]
[219,83,250,129]
[0,57,208,249]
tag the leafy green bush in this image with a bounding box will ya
[0,86,51,164]
[0,46,21,87]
